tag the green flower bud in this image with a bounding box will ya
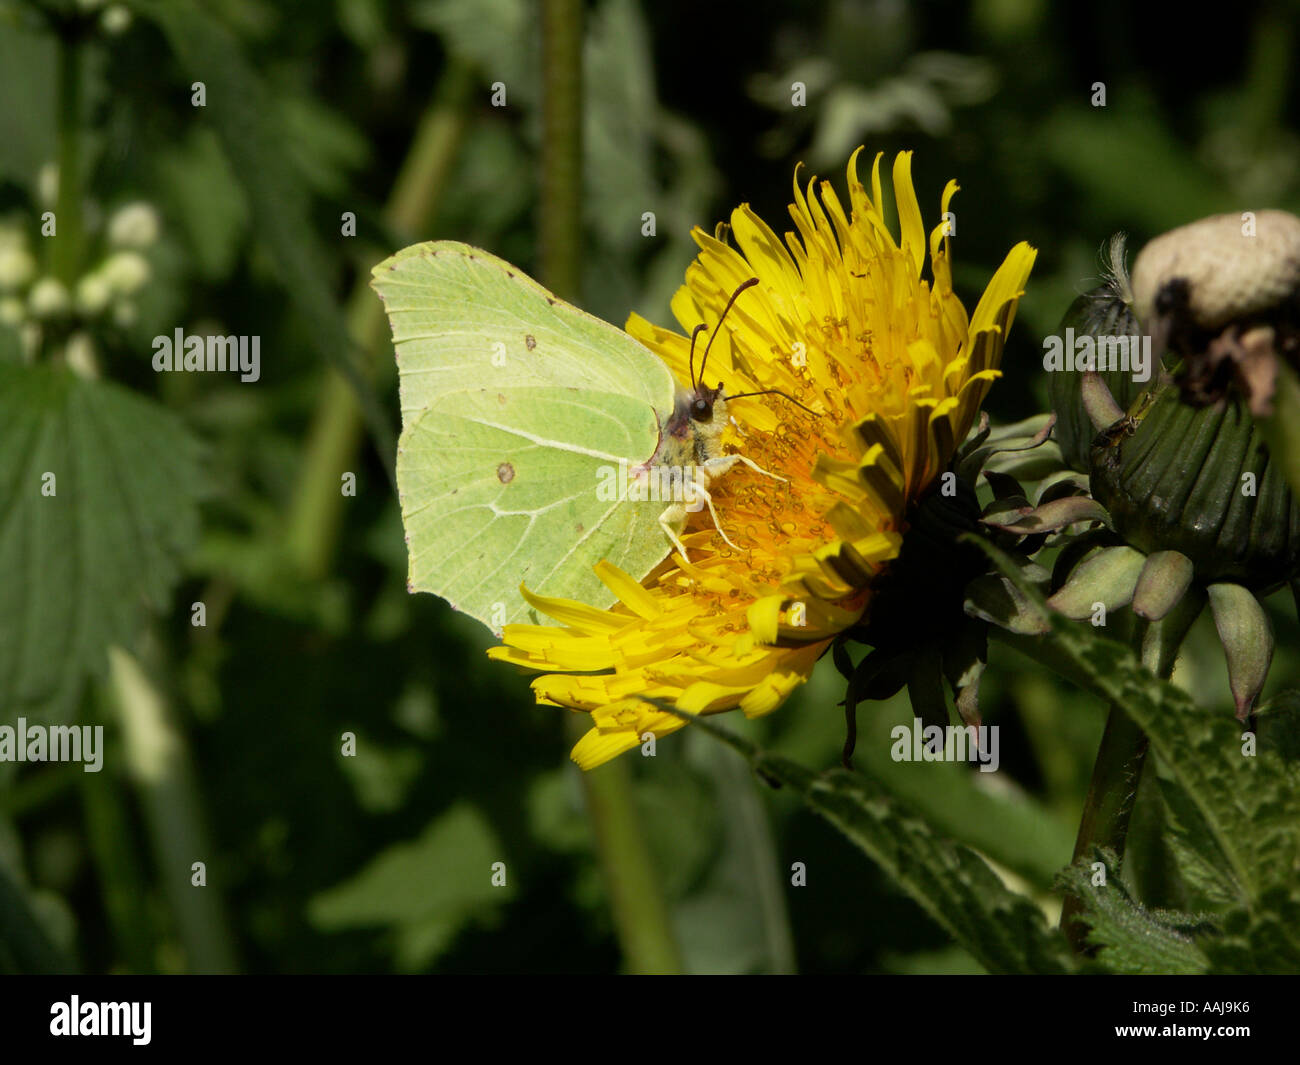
[1090,380,1300,591]
[1048,235,1161,471]
[1207,581,1274,720]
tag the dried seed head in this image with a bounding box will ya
[1131,210,1300,333]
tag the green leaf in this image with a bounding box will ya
[154,127,250,281]
[0,364,202,720]
[128,0,396,475]
[308,803,512,971]
[413,0,537,104]
[1056,850,1212,974]
[1156,777,1245,909]
[971,536,1300,902]
[651,703,1074,974]
[1203,886,1300,974]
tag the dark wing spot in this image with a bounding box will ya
[525,334,536,350]
[575,523,584,533]
[547,297,556,305]
[498,393,507,404]
[507,270,515,278]
[497,462,516,484]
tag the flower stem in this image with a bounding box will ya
[542,0,681,973]
[1059,594,1200,952]
[569,721,684,974]
[540,0,584,301]
[1060,688,1149,952]
[52,22,84,287]
[106,646,239,973]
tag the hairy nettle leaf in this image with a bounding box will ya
[1056,850,1212,974]
[974,537,1300,970]
[0,364,202,720]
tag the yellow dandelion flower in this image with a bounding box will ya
[489,148,1036,768]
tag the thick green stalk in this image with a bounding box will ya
[541,0,682,973]
[1060,689,1149,952]
[539,0,584,301]
[51,27,83,286]
[79,753,157,973]
[107,647,238,973]
[570,721,684,974]
[1058,592,1203,952]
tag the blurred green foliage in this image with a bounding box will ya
[0,0,1297,973]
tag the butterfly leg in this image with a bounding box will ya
[700,452,787,484]
[689,477,743,552]
[657,502,693,560]
[657,483,742,558]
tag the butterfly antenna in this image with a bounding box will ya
[727,388,820,417]
[698,277,759,386]
[687,324,708,390]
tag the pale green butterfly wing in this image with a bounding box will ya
[372,241,679,631]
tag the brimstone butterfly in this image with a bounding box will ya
[372,241,789,633]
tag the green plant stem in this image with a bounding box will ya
[283,61,473,580]
[1058,602,1199,952]
[79,753,157,973]
[52,24,83,286]
[566,719,684,974]
[540,0,584,301]
[540,1,681,974]
[1060,689,1149,952]
[107,646,238,973]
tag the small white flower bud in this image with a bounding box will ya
[107,202,160,248]
[75,271,113,315]
[101,250,151,295]
[28,277,70,317]
[0,297,25,326]
[0,245,35,290]
[66,331,99,378]
[101,5,133,34]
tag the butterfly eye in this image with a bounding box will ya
[691,396,713,422]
